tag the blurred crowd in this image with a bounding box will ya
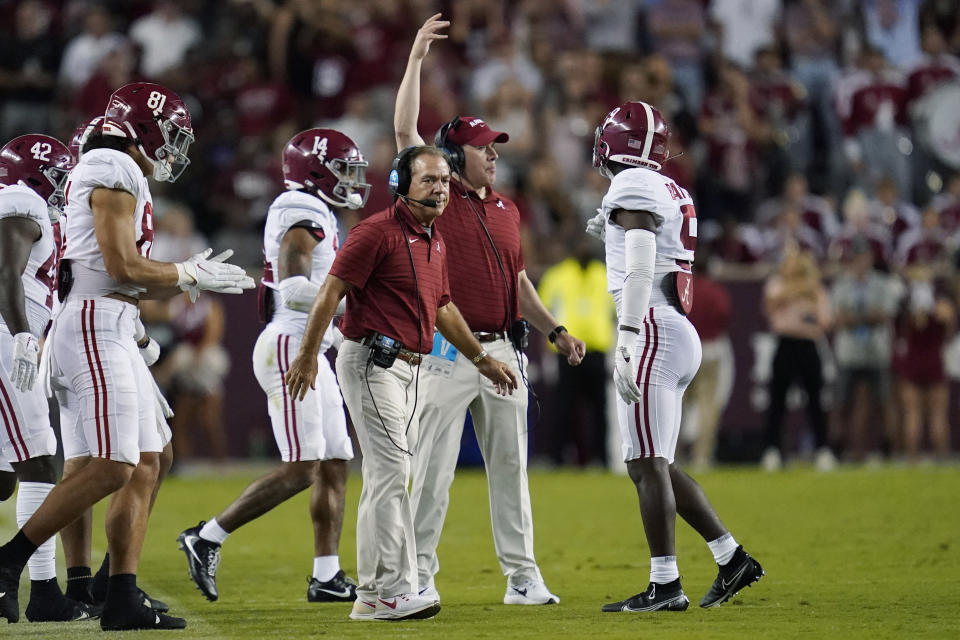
[3,0,959,466]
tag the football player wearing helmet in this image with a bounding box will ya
[177,129,366,605]
[0,82,254,631]
[0,134,94,623]
[394,13,585,608]
[588,101,764,613]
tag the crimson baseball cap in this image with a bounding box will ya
[446,116,509,146]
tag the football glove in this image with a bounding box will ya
[585,211,606,242]
[176,248,255,302]
[613,329,642,404]
[134,317,161,366]
[9,332,39,393]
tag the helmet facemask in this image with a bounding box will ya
[318,157,371,210]
[149,117,193,183]
[42,164,70,222]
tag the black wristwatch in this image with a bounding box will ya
[548,325,567,344]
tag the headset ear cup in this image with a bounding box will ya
[389,147,414,198]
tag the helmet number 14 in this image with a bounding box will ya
[312,136,328,160]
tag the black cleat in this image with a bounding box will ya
[139,588,169,612]
[100,600,186,631]
[602,579,689,612]
[700,546,764,608]
[176,522,221,602]
[0,564,21,623]
[307,570,358,602]
[25,578,99,622]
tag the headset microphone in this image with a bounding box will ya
[401,194,438,208]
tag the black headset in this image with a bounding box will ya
[388,145,452,201]
[434,116,465,174]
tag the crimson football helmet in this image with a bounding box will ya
[102,82,193,183]
[0,134,75,221]
[282,128,370,210]
[593,101,671,176]
[69,115,105,160]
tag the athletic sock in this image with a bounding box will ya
[199,518,229,545]
[66,566,94,602]
[649,556,679,584]
[92,553,110,601]
[0,529,40,572]
[106,573,138,606]
[16,482,55,580]
[313,555,340,582]
[707,533,739,566]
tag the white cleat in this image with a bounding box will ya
[503,579,560,605]
[373,593,441,621]
[348,597,376,621]
[418,584,440,602]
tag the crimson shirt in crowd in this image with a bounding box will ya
[432,179,524,332]
[331,200,450,353]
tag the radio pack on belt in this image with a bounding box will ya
[509,319,529,351]
[661,270,694,315]
[57,259,74,302]
[368,333,401,368]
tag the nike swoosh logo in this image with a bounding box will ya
[378,598,398,609]
[155,614,160,624]
[318,586,353,598]
[512,587,528,596]
[721,565,748,590]
[0,592,5,598]
[185,537,203,564]
[408,238,417,243]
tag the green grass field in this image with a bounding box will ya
[2,464,959,639]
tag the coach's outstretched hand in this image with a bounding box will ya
[476,356,519,396]
[411,13,449,62]
[286,351,318,402]
[175,248,256,302]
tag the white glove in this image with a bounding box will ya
[133,317,161,366]
[9,332,39,393]
[585,211,606,242]
[175,248,256,303]
[150,373,174,419]
[613,329,642,404]
[329,325,344,351]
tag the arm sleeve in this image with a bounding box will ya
[328,222,384,290]
[620,228,657,329]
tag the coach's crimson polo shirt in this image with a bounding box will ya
[330,200,450,353]
[432,180,524,332]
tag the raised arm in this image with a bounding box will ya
[394,13,449,151]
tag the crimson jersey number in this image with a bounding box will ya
[35,222,64,309]
[680,204,696,252]
[136,202,154,258]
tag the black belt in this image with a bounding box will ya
[349,336,423,366]
[473,331,507,343]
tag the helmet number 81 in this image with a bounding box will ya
[147,91,167,113]
[30,142,52,161]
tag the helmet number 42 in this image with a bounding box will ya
[30,141,52,161]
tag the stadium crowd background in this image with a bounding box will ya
[3,0,960,468]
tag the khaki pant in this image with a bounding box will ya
[336,340,419,600]
[410,337,542,589]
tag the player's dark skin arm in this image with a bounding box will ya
[0,216,41,335]
[612,208,727,556]
[0,217,63,485]
[213,225,348,555]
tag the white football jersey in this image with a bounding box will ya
[62,149,154,299]
[601,166,697,306]
[0,184,61,337]
[261,190,339,348]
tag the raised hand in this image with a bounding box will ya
[411,13,449,61]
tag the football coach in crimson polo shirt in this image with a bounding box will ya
[394,14,587,606]
[286,146,518,621]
